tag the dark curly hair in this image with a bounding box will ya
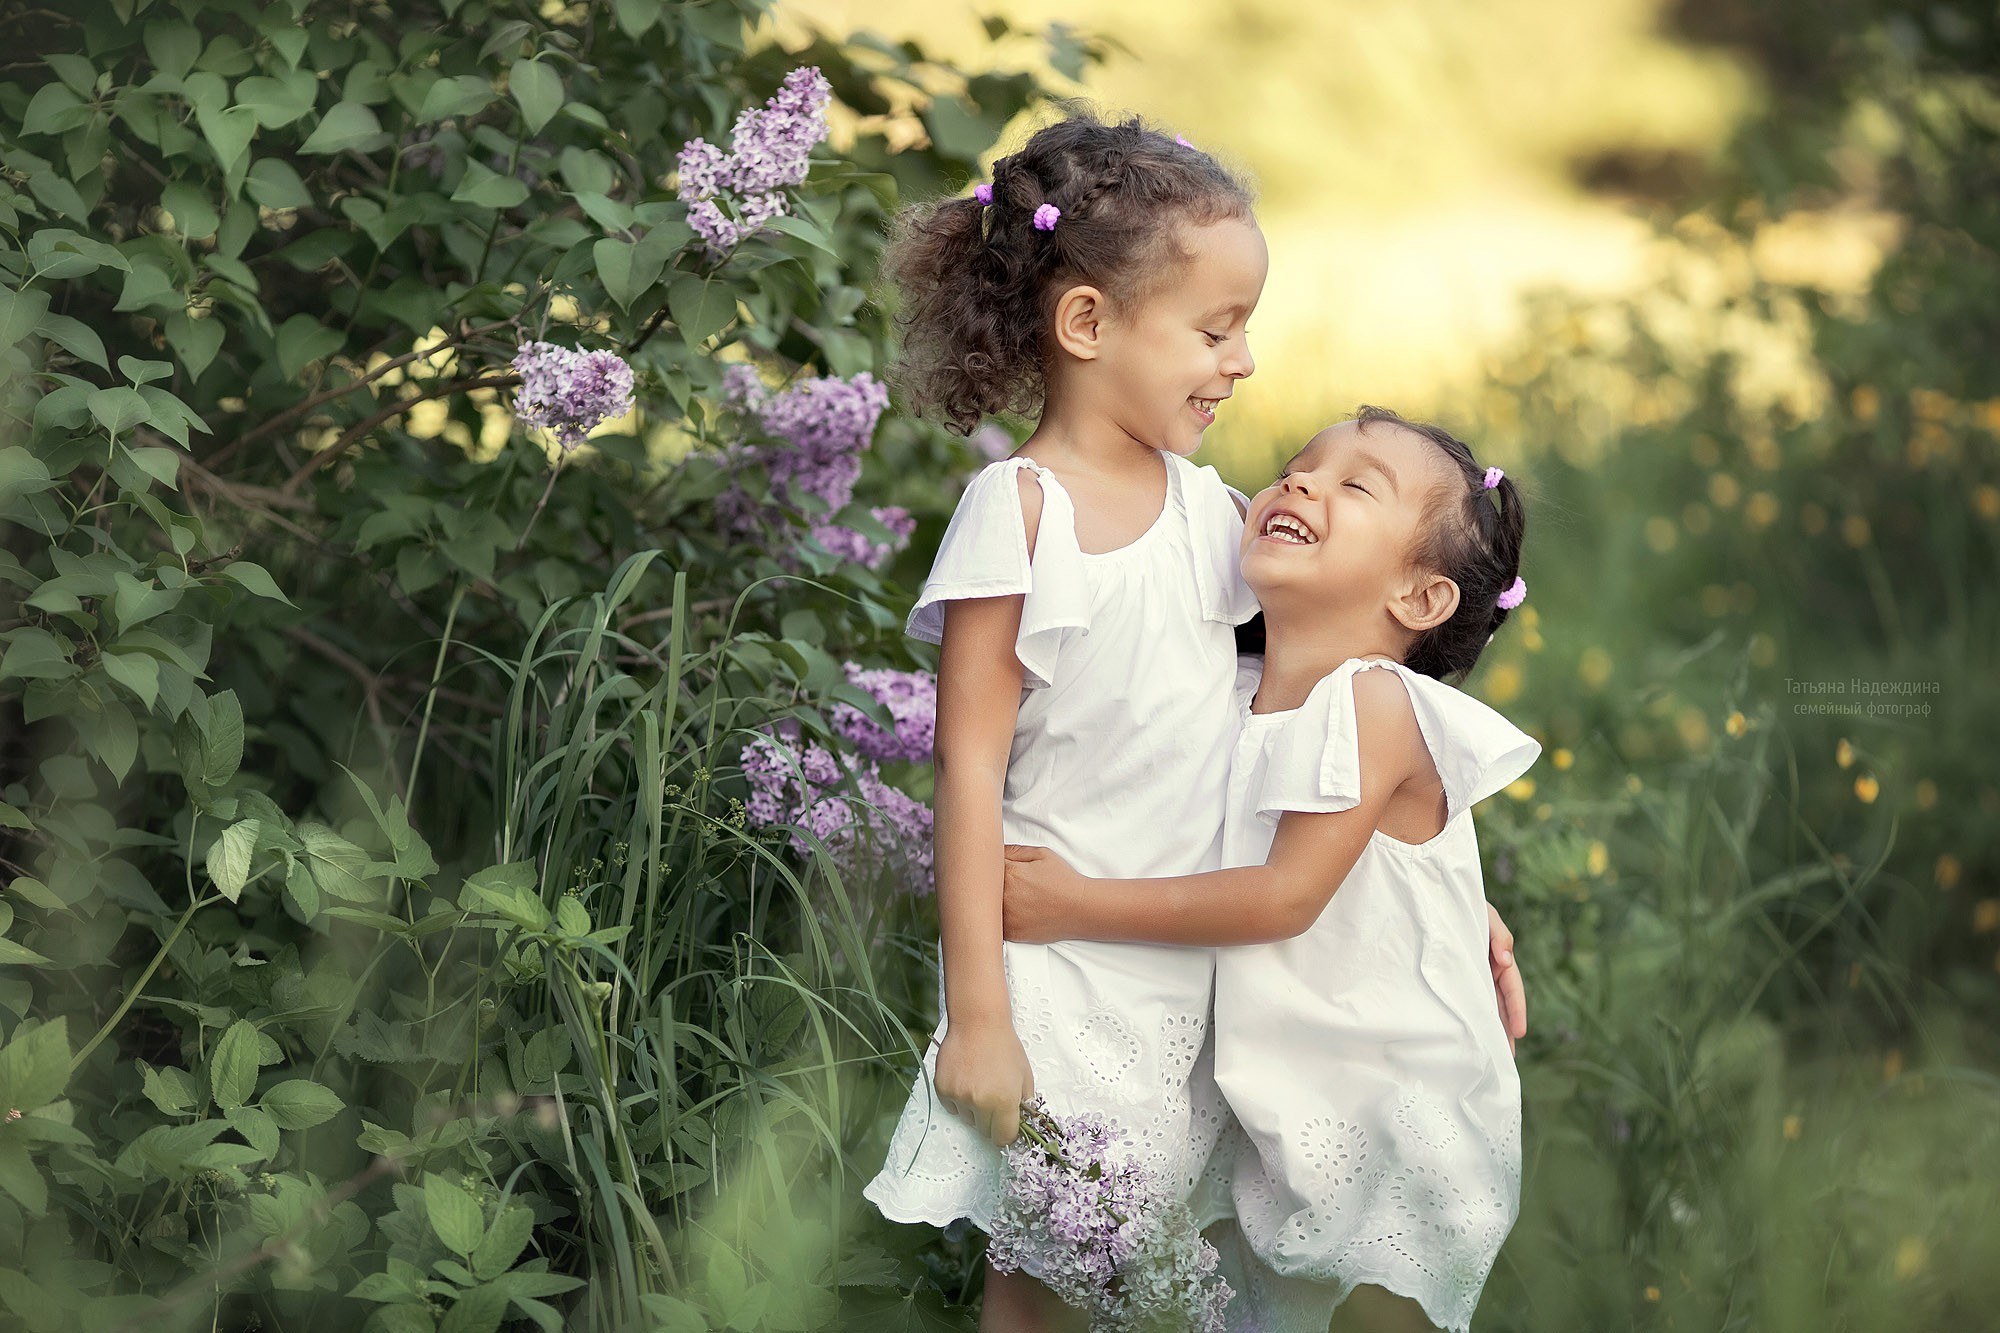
[1233,405,1529,688]
[880,103,1257,435]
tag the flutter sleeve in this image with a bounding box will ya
[904,458,1089,689]
[1252,658,1542,829]
[1174,455,1263,626]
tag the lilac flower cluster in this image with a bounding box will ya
[990,1097,1234,1331]
[739,714,933,895]
[675,67,832,254]
[829,663,935,765]
[811,506,915,568]
[511,341,635,451]
[717,364,910,569]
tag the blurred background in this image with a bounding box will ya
[780,0,2000,1327]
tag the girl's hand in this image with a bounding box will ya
[934,1015,1036,1147]
[1487,901,1527,1054]
[1001,844,1088,943]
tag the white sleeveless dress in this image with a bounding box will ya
[862,450,1259,1258]
[1190,654,1542,1333]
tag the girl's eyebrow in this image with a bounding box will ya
[1352,450,1402,498]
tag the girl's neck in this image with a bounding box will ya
[1254,604,1404,714]
[1022,388,1164,480]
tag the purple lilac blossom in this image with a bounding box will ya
[989,1097,1233,1331]
[715,367,897,567]
[809,505,915,569]
[511,341,636,451]
[674,67,833,254]
[739,722,933,894]
[829,663,934,764]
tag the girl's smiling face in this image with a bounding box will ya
[1070,214,1269,457]
[1241,417,1464,621]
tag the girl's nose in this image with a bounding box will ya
[1281,471,1315,498]
[1226,337,1256,379]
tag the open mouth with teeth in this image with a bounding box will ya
[1189,396,1223,423]
[1259,510,1319,545]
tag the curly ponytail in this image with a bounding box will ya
[880,103,1256,435]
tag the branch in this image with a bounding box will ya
[279,373,521,496]
[205,318,518,472]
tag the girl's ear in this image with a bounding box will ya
[1391,571,1459,635]
[1051,283,1107,361]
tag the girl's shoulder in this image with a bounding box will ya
[1244,657,1542,831]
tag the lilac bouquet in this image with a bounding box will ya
[991,1096,1234,1332]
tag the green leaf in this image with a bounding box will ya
[0,938,52,966]
[224,1104,279,1159]
[259,1078,344,1130]
[439,1284,508,1333]
[87,386,149,436]
[206,818,259,902]
[668,276,736,348]
[508,59,562,133]
[424,1174,486,1257]
[209,1018,260,1111]
[298,822,377,902]
[22,84,88,136]
[111,572,179,630]
[120,356,174,386]
[300,101,386,155]
[140,1062,202,1115]
[418,73,496,124]
[33,314,105,369]
[144,21,201,81]
[165,310,225,379]
[101,648,161,711]
[203,689,245,784]
[245,158,312,209]
[234,69,319,128]
[215,560,297,606]
[470,1203,533,1278]
[160,181,220,239]
[451,161,529,209]
[194,102,258,182]
[0,1018,70,1115]
[0,449,56,508]
[595,237,664,311]
[275,314,343,379]
[0,1141,48,1215]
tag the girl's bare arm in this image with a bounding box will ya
[1001,665,1421,945]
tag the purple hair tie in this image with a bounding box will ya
[1032,203,1061,231]
[973,182,993,205]
[1483,466,1504,489]
[1175,135,1195,149]
[1496,576,1527,610]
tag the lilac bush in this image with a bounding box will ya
[511,341,636,451]
[992,1096,1235,1332]
[717,364,910,569]
[675,66,833,254]
[740,720,933,895]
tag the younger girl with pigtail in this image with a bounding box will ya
[1001,407,1541,1332]
[858,106,1527,1331]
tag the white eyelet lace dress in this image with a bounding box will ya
[1188,654,1542,1333]
[862,450,1259,1271]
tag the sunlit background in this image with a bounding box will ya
[776,0,1894,465]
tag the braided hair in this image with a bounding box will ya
[881,103,1257,435]
[1357,405,1528,686]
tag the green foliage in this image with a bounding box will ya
[0,0,1077,1328]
